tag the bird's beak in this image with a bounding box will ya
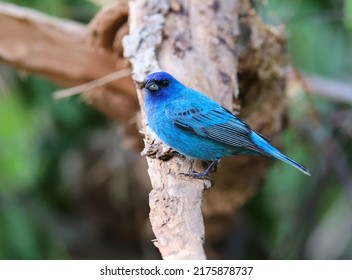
[145,80,159,92]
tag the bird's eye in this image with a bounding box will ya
[161,80,169,87]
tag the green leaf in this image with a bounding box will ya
[344,0,352,33]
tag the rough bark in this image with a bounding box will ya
[123,0,242,259]
[122,0,290,259]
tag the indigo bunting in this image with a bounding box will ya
[144,72,310,178]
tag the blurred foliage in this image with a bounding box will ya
[6,0,99,21]
[240,0,352,259]
[260,0,351,77]
[0,0,352,260]
[0,0,119,259]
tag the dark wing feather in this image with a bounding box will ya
[165,103,263,154]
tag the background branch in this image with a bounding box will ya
[0,2,142,149]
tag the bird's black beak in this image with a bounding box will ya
[145,80,159,92]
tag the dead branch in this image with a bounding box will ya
[0,2,142,149]
[54,69,131,99]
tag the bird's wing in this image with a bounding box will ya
[165,101,264,154]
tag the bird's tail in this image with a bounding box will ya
[250,132,311,176]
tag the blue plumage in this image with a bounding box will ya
[144,71,310,177]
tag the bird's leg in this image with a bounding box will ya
[180,160,219,180]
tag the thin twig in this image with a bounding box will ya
[53,68,131,99]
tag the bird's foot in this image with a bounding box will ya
[178,171,215,189]
[179,171,211,180]
[202,160,218,173]
[178,160,218,189]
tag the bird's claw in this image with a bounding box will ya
[178,171,214,188]
[179,171,210,180]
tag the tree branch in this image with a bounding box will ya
[123,0,241,259]
[53,69,131,99]
[287,68,352,104]
[0,2,142,149]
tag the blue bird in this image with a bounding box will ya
[144,71,310,178]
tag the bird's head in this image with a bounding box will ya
[144,72,179,98]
